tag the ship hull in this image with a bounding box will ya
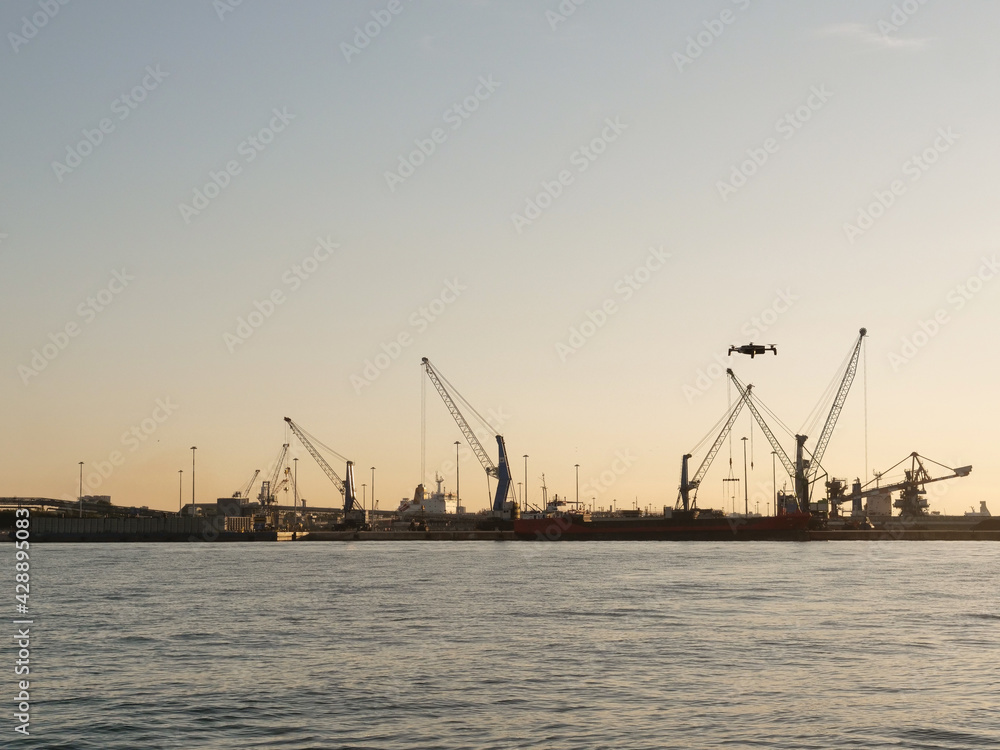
[513,511,811,541]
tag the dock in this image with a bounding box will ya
[279,530,515,541]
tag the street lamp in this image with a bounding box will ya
[190,446,197,515]
[523,454,528,511]
[362,483,367,507]
[574,464,580,508]
[294,458,299,520]
[371,466,376,511]
[454,442,461,512]
[741,437,749,516]
[771,450,777,516]
[78,461,84,518]
[178,469,183,514]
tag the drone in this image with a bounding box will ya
[728,343,777,358]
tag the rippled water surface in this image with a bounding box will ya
[27,542,1000,749]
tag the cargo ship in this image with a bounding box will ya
[513,508,811,541]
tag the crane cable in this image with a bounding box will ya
[799,336,855,438]
[863,335,869,483]
[421,367,426,485]
[292,422,350,463]
[688,395,742,456]
[432,365,497,435]
[727,378,735,480]
[748,387,797,442]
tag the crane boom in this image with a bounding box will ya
[808,328,867,485]
[233,468,260,499]
[728,370,795,478]
[421,357,511,513]
[265,444,289,489]
[421,358,497,477]
[728,369,811,510]
[258,444,289,506]
[678,389,750,510]
[690,389,749,488]
[283,417,357,512]
[838,452,971,516]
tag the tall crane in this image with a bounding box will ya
[831,453,971,516]
[678,386,751,511]
[269,468,293,504]
[421,357,513,514]
[283,417,359,515]
[803,328,867,499]
[232,469,260,501]
[727,369,810,511]
[258,443,289,506]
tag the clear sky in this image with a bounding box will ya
[2,0,998,515]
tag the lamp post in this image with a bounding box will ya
[741,437,749,517]
[362,483,367,507]
[190,446,197,515]
[371,466,376,512]
[574,464,580,508]
[78,461,84,518]
[523,454,528,511]
[454,441,461,511]
[294,458,299,520]
[178,469,183,514]
[771,450,777,516]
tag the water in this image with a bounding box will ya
[25,542,1000,749]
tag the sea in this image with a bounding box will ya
[23,541,1000,749]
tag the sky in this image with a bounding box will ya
[2,0,998,516]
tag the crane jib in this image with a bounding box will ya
[283,417,357,512]
[421,358,513,513]
[807,328,867,484]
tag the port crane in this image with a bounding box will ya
[800,328,867,504]
[270,468,292,503]
[727,369,808,512]
[258,443,289,506]
[677,385,751,511]
[724,328,868,513]
[231,469,260,500]
[828,453,972,517]
[421,357,513,514]
[283,417,362,521]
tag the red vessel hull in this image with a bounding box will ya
[513,511,811,541]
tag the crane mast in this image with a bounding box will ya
[806,328,867,491]
[258,443,289,506]
[421,357,512,513]
[283,417,357,513]
[233,468,260,500]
